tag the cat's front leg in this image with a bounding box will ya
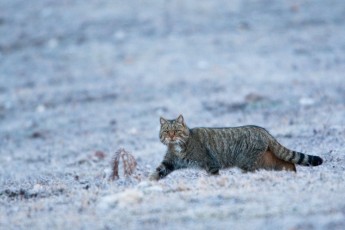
[204,149,221,176]
[206,166,220,175]
[149,161,175,181]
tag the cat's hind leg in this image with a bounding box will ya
[258,150,296,172]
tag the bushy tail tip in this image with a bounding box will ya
[310,156,323,166]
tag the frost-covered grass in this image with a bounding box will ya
[1,0,345,229]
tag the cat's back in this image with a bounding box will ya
[191,125,267,138]
[189,125,271,150]
[189,125,271,166]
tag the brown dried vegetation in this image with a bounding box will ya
[110,148,137,180]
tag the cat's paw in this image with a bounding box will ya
[149,172,160,181]
[211,171,220,176]
[208,168,220,176]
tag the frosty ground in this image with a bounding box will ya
[0,0,345,229]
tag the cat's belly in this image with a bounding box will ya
[174,157,200,169]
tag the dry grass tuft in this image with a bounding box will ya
[110,148,137,180]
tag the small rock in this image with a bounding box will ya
[95,151,106,160]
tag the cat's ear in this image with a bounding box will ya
[176,114,184,124]
[160,117,167,125]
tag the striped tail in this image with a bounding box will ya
[269,140,323,166]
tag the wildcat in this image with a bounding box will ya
[150,115,323,180]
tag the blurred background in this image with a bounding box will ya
[0,0,345,229]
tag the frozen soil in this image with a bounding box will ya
[1,0,345,229]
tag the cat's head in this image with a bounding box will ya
[159,115,190,145]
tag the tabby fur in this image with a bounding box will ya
[150,115,323,180]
